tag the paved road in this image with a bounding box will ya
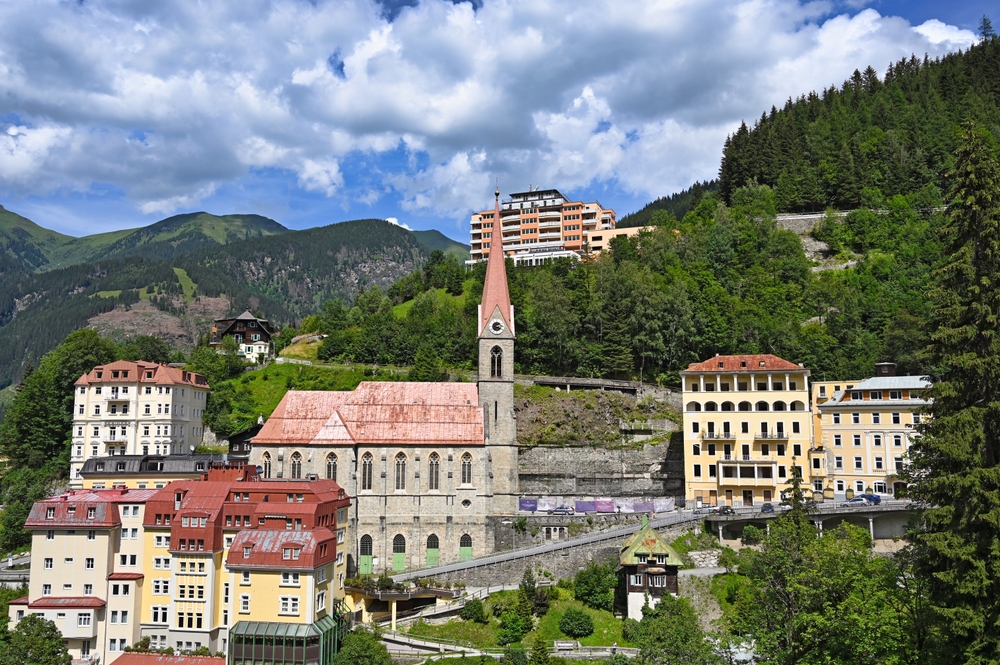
[392,511,702,582]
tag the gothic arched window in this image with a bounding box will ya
[428,453,440,491]
[326,453,337,481]
[360,535,373,556]
[395,453,406,491]
[290,452,302,479]
[361,453,373,491]
[393,534,406,554]
[461,453,473,485]
[490,346,503,378]
[262,452,271,479]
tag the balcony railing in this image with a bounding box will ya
[720,454,779,463]
[754,432,789,440]
[103,393,129,401]
[701,432,736,440]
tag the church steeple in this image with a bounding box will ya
[479,186,514,337]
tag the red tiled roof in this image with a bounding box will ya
[75,361,208,388]
[108,572,144,580]
[682,354,806,373]
[26,488,159,529]
[9,596,27,605]
[112,654,225,665]
[255,382,484,447]
[27,597,106,609]
[480,192,513,335]
[226,528,336,570]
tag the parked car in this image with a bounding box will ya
[718,506,736,515]
[841,497,869,508]
[760,502,775,514]
[859,493,882,505]
[695,506,719,515]
[548,506,575,515]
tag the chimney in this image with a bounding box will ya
[875,362,896,377]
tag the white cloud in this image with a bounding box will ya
[0,0,979,221]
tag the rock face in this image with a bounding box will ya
[517,442,684,497]
[687,549,721,568]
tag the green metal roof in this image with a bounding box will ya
[619,521,685,567]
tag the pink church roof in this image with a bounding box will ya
[480,188,513,335]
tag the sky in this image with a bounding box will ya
[0,0,989,242]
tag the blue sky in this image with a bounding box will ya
[0,0,987,242]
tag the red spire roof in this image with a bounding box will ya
[480,187,513,334]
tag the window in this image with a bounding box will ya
[870,391,882,400]
[852,413,860,424]
[692,444,701,456]
[461,453,473,484]
[835,456,843,470]
[854,456,863,471]
[85,557,94,569]
[874,435,882,447]
[851,391,861,400]
[789,381,797,390]
[834,435,842,447]
[693,464,702,477]
[490,346,503,378]
[290,452,302,479]
[832,413,841,425]
[913,414,922,425]
[87,530,95,541]
[812,457,820,469]
[428,453,440,490]
[43,584,52,595]
[361,453,373,491]
[892,412,901,424]
[895,457,904,471]
[46,530,54,541]
[84,584,92,595]
[708,464,716,477]
[326,453,337,481]
[875,456,884,470]
[793,444,802,456]
[872,412,881,424]
[77,614,91,627]
[279,596,300,615]
[894,435,903,447]
[629,574,643,586]
[281,572,300,586]
[153,580,170,595]
[44,558,52,569]
[395,453,406,491]
[317,590,326,611]
[692,422,700,433]
[792,421,800,434]
[262,452,271,478]
[853,435,862,447]
[242,571,251,584]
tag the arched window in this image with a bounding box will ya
[686,402,701,412]
[262,452,271,479]
[427,534,439,550]
[460,534,472,548]
[704,401,718,412]
[721,401,734,412]
[326,453,337,481]
[773,401,787,411]
[428,453,440,491]
[461,453,473,485]
[395,453,406,491]
[755,401,770,412]
[490,346,503,378]
[360,535,373,556]
[790,400,805,411]
[738,401,752,412]
[426,533,440,566]
[290,452,302,479]
[393,534,406,554]
[459,533,473,561]
[361,453,373,491]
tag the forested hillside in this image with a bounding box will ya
[617,181,718,228]
[718,37,1000,211]
[0,218,427,388]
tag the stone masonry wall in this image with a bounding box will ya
[517,441,684,497]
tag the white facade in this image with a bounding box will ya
[70,361,210,488]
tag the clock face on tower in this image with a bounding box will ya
[490,320,504,335]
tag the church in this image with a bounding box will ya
[250,187,518,573]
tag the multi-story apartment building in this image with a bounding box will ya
[141,466,351,657]
[80,454,227,490]
[70,361,210,487]
[9,487,158,664]
[11,466,353,665]
[468,187,616,266]
[811,378,859,449]
[681,354,818,507]
[816,363,930,498]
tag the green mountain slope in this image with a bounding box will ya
[0,210,289,271]
[411,229,470,261]
[0,218,426,389]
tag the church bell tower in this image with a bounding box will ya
[478,185,517,508]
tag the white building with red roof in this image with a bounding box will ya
[70,361,210,487]
[250,187,519,574]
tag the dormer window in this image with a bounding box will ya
[112,371,119,378]
[122,371,128,378]
[96,372,102,379]
[87,507,96,519]
[243,546,252,558]
[636,554,647,564]
[146,372,153,379]
[740,361,747,368]
[758,361,765,367]
[46,507,55,519]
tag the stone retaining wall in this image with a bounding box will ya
[518,442,684,497]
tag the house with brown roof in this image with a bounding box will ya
[249,188,519,574]
[209,310,277,362]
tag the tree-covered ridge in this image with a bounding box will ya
[617,180,718,228]
[718,37,1000,211]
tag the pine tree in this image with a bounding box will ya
[979,15,996,42]
[407,343,444,382]
[907,121,1000,663]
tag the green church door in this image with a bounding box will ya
[426,534,439,567]
[392,534,407,572]
[360,535,373,575]
[459,534,473,562]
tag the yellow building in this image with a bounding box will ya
[80,454,228,489]
[468,187,616,266]
[681,354,817,507]
[8,487,158,664]
[811,379,859,450]
[583,225,654,254]
[816,363,930,498]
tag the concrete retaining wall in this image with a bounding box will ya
[517,442,684,497]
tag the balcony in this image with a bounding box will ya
[103,394,130,401]
[539,210,561,219]
[701,432,736,441]
[103,435,128,443]
[754,432,789,441]
[720,454,779,463]
[538,220,561,229]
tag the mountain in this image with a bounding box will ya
[0,209,289,271]
[0,217,426,389]
[718,38,1000,211]
[411,229,470,262]
[617,180,719,228]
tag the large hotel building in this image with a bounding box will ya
[468,187,617,265]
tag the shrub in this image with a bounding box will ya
[498,612,531,645]
[491,593,519,618]
[558,608,594,638]
[532,588,551,617]
[459,598,487,624]
[573,561,617,611]
[621,618,642,643]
